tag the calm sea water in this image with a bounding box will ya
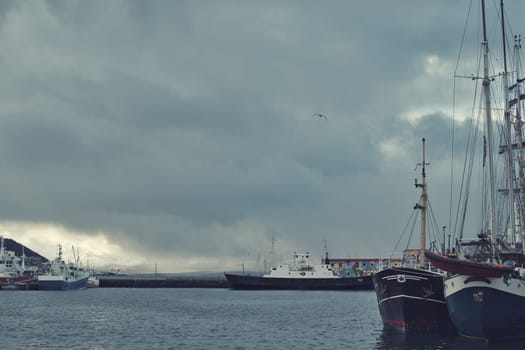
[2,288,525,349]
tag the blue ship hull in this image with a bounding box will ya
[38,276,89,291]
[445,275,525,341]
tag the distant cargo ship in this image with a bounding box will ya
[225,250,373,290]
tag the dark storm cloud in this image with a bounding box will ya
[0,1,523,270]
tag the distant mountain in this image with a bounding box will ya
[3,237,49,265]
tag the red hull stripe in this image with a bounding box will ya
[384,319,441,326]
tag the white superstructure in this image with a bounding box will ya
[263,251,339,279]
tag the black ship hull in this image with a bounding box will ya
[373,267,453,333]
[224,273,374,290]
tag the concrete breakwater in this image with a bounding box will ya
[99,276,231,288]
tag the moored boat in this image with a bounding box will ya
[373,139,453,333]
[426,237,525,340]
[37,245,89,291]
[0,236,34,288]
[225,250,373,290]
[86,275,99,288]
[443,272,525,341]
[424,0,525,341]
[374,266,451,333]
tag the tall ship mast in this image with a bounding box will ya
[415,138,428,268]
[426,0,525,340]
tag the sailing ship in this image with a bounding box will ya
[0,236,34,288]
[425,0,525,341]
[373,138,453,333]
[37,245,89,291]
[225,250,373,290]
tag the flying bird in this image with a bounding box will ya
[312,113,327,119]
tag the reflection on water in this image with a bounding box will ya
[376,330,450,350]
[376,329,525,350]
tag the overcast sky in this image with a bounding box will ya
[1,1,524,273]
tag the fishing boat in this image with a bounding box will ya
[425,0,525,341]
[86,275,99,288]
[37,245,89,291]
[0,236,34,288]
[225,250,373,290]
[373,138,453,333]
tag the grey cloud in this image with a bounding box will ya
[0,1,522,268]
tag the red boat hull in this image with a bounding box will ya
[0,274,34,285]
[424,250,513,277]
